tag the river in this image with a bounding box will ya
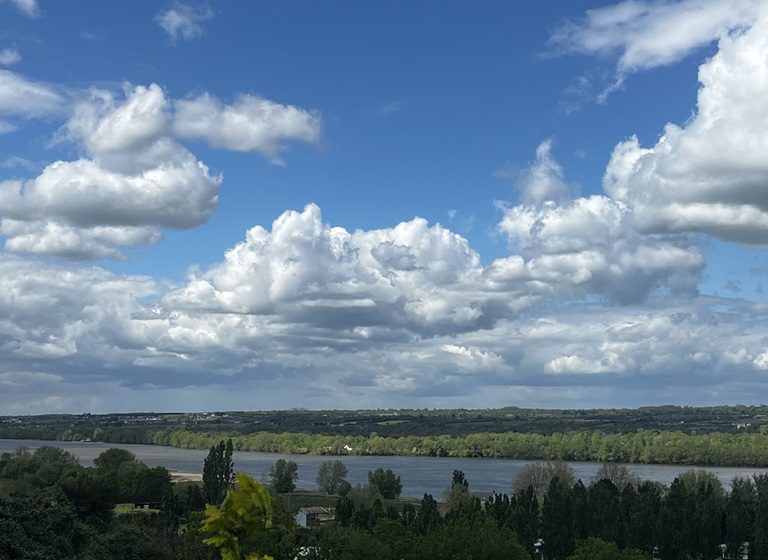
[2,439,767,497]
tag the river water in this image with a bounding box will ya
[2,439,767,498]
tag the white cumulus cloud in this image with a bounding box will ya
[604,15,768,243]
[0,81,322,259]
[173,93,322,163]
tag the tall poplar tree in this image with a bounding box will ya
[203,438,234,504]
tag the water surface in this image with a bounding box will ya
[2,439,765,497]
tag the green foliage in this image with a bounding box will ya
[202,473,274,560]
[269,458,298,493]
[443,470,472,516]
[367,468,402,499]
[19,420,768,467]
[724,477,755,554]
[542,476,575,560]
[754,474,768,560]
[32,445,79,465]
[203,438,235,504]
[0,496,77,559]
[569,538,649,560]
[316,460,348,494]
[94,447,138,472]
[415,493,441,535]
[416,519,530,560]
[59,469,117,521]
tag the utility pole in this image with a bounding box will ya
[533,538,544,560]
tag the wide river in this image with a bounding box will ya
[3,439,768,497]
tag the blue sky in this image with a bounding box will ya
[1,0,768,413]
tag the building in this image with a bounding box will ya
[295,507,333,528]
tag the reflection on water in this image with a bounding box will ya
[2,439,767,498]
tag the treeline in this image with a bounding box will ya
[0,446,209,559]
[323,464,768,560]
[90,427,768,466]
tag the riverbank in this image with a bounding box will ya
[69,427,768,468]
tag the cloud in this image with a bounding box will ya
[0,69,63,117]
[162,203,529,335]
[6,0,39,17]
[155,2,214,42]
[604,15,768,243]
[173,93,322,163]
[497,139,574,205]
[0,48,21,66]
[375,100,406,115]
[496,142,703,304]
[2,243,768,411]
[0,120,16,134]
[0,82,321,259]
[0,84,220,258]
[550,0,765,97]
[0,156,35,170]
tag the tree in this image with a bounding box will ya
[569,538,648,560]
[725,477,755,554]
[203,439,235,504]
[316,460,349,495]
[415,493,441,535]
[512,484,540,553]
[269,459,298,493]
[202,473,274,560]
[542,477,575,560]
[94,448,137,472]
[593,463,640,491]
[588,479,623,546]
[416,519,530,560]
[444,470,472,515]
[513,461,575,501]
[32,446,79,465]
[367,468,402,500]
[754,474,768,560]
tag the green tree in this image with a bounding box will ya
[512,485,540,554]
[444,470,472,517]
[725,477,755,559]
[416,519,530,560]
[202,473,274,560]
[415,493,441,535]
[94,448,138,472]
[542,477,575,560]
[203,439,235,504]
[569,538,648,560]
[316,460,348,494]
[367,468,402,500]
[755,474,768,560]
[269,459,298,493]
[31,446,79,465]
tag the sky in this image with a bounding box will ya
[1,0,768,414]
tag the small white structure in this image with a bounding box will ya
[295,506,332,528]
